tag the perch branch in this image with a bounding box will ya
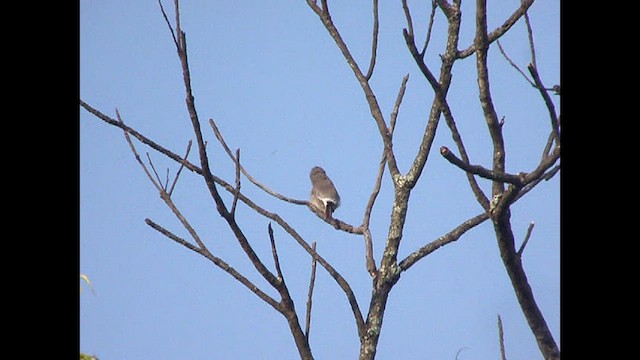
[83,100,364,331]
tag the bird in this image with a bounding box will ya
[309,166,340,220]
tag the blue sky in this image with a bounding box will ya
[80,1,560,359]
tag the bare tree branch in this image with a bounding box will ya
[498,314,507,360]
[168,140,192,196]
[401,0,415,39]
[420,1,439,57]
[457,0,535,59]
[305,0,400,179]
[522,0,537,70]
[516,222,535,257]
[157,0,179,48]
[403,27,489,209]
[305,241,318,341]
[146,153,165,189]
[84,101,365,335]
[268,223,284,283]
[496,40,535,86]
[144,218,281,311]
[541,132,555,162]
[399,212,489,272]
[440,146,525,186]
[528,64,560,144]
[364,0,379,81]
[475,0,506,198]
[231,148,241,217]
[118,109,212,255]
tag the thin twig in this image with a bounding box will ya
[522,0,537,70]
[118,110,211,254]
[420,1,439,57]
[498,314,507,360]
[528,64,560,144]
[364,0,379,81]
[541,131,555,162]
[146,153,165,190]
[496,40,535,87]
[116,109,162,192]
[401,0,414,39]
[168,140,192,196]
[455,347,470,360]
[305,241,318,341]
[389,74,409,134]
[157,0,179,48]
[231,148,241,217]
[268,223,284,282]
[517,222,535,257]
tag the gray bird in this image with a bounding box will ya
[309,166,340,219]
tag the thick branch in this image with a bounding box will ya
[440,146,525,186]
[403,18,489,209]
[475,0,506,198]
[492,209,559,360]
